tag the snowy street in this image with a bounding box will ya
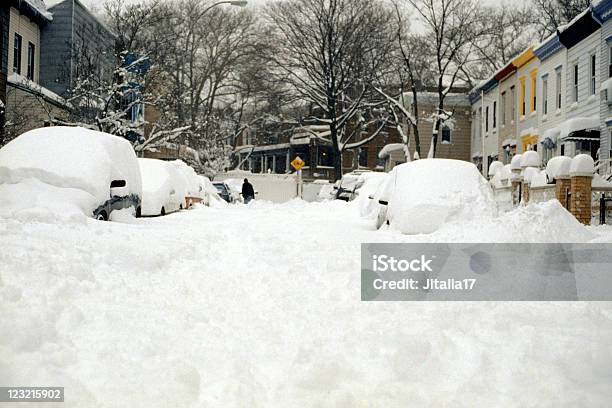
[2,200,612,407]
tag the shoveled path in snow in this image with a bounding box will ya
[1,200,612,407]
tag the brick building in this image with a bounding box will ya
[234,92,473,181]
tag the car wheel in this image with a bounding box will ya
[136,207,142,218]
[180,203,183,210]
[96,211,108,221]
[161,206,166,216]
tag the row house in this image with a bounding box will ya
[234,92,473,181]
[1,4,9,135]
[470,1,612,177]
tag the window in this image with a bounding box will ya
[485,105,489,132]
[519,78,526,117]
[542,76,548,116]
[609,46,612,78]
[13,34,22,74]
[501,91,506,125]
[530,70,537,112]
[493,101,497,129]
[590,54,596,95]
[358,147,368,167]
[27,42,35,81]
[556,69,562,110]
[510,86,516,120]
[573,63,579,102]
[441,126,451,143]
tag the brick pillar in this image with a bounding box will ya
[570,175,592,225]
[511,176,523,206]
[522,182,530,203]
[555,177,571,210]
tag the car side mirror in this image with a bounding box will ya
[110,180,128,197]
[378,200,388,206]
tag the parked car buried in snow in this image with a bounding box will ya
[138,158,187,216]
[374,159,495,233]
[334,170,373,201]
[212,181,236,203]
[0,126,142,221]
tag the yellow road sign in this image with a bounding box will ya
[291,156,305,171]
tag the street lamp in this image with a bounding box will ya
[197,0,248,19]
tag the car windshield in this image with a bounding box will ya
[214,184,226,194]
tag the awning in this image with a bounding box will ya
[558,116,600,141]
[564,129,600,142]
[472,151,482,159]
[501,138,517,147]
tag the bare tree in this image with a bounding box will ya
[401,0,487,158]
[266,0,394,179]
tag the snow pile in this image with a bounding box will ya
[570,154,595,176]
[530,170,550,187]
[0,127,141,220]
[386,159,496,234]
[490,164,512,189]
[521,150,541,168]
[592,173,612,188]
[488,160,504,177]
[546,156,572,180]
[429,200,594,243]
[1,199,610,406]
[378,143,404,159]
[523,167,541,184]
[510,154,522,170]
[0,178,96,223]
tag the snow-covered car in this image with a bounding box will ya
[199,175,226,207]
[0,126,142,221]
[138,158,187,216]
[375,159,495,233]
[334,170,372,201]
[212,181,236,203]
[169,160,204,208]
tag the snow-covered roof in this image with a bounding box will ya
[378,143,404,159]
[20,0,53,22]
[501,138,517,147]
[8,73,69,108]
[552,117,600,141]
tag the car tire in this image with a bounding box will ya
[160,207,166,216]
[136,207,142,218]
[96,211,108,221]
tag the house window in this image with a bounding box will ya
[542,76,548,115]
[501,91,506,125]
[609,45,612,77]
[510,86,516,120]
[590,54,596,95]
[27,42,35,81]
[530,70,537,112]
[13,34,22,74]
[493,101,497,129]
[441,126,451,143]
[358,147,368,167]
[573,63,579,102]
[485,105,489,132]
[556,69,562,110]
[519,77,526,117]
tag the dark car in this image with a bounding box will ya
[212,181,235,203]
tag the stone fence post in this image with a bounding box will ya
[569,154,595,225]
[546,156,572,211]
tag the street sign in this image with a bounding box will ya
[291,156,305,171]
